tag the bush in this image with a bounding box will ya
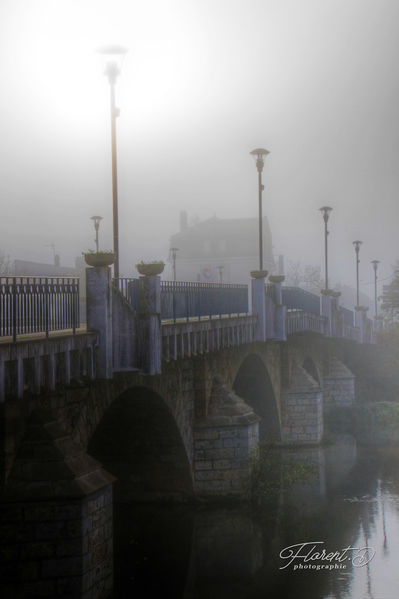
[354,401,399,445]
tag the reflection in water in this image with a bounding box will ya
[114,439,399,599]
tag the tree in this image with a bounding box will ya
[381,263,399,322]
[285,260,322,291]
[303,265,322,290]
[0,251,11,275]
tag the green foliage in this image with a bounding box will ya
[354,401,399,445]
[250,444,315,504]
[137,260,165,265]
[381,262,399,324]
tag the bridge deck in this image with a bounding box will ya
[0,326,89,345]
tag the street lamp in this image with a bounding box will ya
[371,260,380,318]
[90,215,103,253]
[169,247,179,281]
[98,44,128,279]
[319,207,332,290]
[250,148,270,271]
[353,240,362,307]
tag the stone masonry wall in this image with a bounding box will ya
[0,484,113,599]
[323,358,355,411]
[280,391,323,444]
[193,422,258,496]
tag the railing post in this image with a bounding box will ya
[137,275,162,374]
[268,275,287,341]
[250,270,268,341]
[12,278,17,342]
[320,289,333,336]
[355,306,369,343]
[86,266,113,379]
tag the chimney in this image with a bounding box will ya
[180,210,188,232]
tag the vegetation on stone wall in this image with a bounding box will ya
[354,402,399,445]
[250,444,314,505]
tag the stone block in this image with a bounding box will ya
[20,542,54,560]
[195,461,213,470]
[204,448,235,460]
[212,459,234,470]
[194,429,219,440]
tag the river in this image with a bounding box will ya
[113,435,399,598]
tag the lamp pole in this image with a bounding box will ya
[353,240,362,307]
[250,148,269,271]
[170,247,179,281]
[99,45,127,279]
[371,260,380,318]
[319,207,332,290]
[90,215,103,253]
[217,265,224,283]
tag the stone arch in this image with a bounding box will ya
[232,354,281,442]
[302,356,321,385]
[87,386,193,501]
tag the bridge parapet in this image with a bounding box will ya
[286,310,328,336]
[162,315,257,361]
[0,331,97,402]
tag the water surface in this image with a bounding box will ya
[114,436,399,599]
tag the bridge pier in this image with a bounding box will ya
[280,365,323,444]
[323,357,355,411]
[194,382,260,497]
[0,411,115,599]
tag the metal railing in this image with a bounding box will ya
[161,281,249,321]
[113,278,249,321]
[282,287,321,316]
[286,310,328,336]
[0,277,80,341]
[339,305,354,326]
[162,314,257,361]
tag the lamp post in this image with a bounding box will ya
[169,247,179,281]
[217,265,224,283]
[319,206,332,290]
[98,45,128,280]
[353,240,362,307]
[90,215,103,253]
[371,260,380,318]
[250,148,269,271]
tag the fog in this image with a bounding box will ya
[1,0,399,298]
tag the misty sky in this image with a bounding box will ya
[1,0,399,298]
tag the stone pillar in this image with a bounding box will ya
[137,275,162,375]
[250,271,268,342]
[281,365,323,445]
[320,289,332,336]
[331,291,343,338]
[354,306,368,343]
[269,275,286,341]
[193,383,260,497]
[323,357,355,412]
[373,316,383,336]
[86,267,113,379]
[0,412,116,598]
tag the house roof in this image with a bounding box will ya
[169,216,273,259]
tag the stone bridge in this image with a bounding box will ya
[0,268,375,598]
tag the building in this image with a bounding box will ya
[168,212,275,284]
